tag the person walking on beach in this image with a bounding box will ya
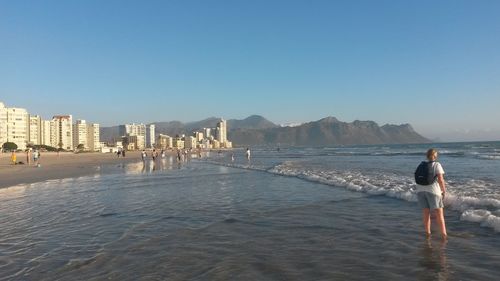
[415,148,447,239]
[245,148,251,161]
[26,149,31,166]
[177,149,182,162]
[11,151,17,165]
[33,149,39,164]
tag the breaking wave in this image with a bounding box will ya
[206,159,500,233]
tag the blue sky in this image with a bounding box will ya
[1,0,499,141]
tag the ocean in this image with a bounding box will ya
[1,142,499,280]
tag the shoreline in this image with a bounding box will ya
[0,151,160,189]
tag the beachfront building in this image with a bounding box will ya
[214,118,232,148]
[203,128,212,139]
[87,123,100,151]
[212,140,220,149]
[73,120,100,151]
[184,136,197,149]
[173,138,184,149]
[216,119,227,144]
[157,134,173,149]
[195,132,204,142]
[28,115,42,146]
[119,123,146,150]
[0,102,29,150]
[146,124,155,148]
[200,139,211,149]
[52,115,73,150]
[41,120,52,146]
[119,123,146,138]
[73,119,88,150]
[123,135,145,150]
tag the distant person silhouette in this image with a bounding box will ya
[245,148,251,161]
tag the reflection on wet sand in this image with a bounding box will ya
[124,156,180,174]
[418,238,450,281]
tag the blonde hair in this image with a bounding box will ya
[426,148,438,161]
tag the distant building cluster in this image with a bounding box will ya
[118,123,155,150]
[1,101,234,153]
[117,119,232,151]
[0,101,100,151]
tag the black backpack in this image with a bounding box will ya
[414,161,436,185]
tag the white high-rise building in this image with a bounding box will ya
[87,123,100,151]
[203,128,211,139]
[41,120,52,146]
[73,119,88,150]
[157,134,173,149]
[120,123,146,137]
[184,136,197,149]
[52,115,73,150]
[146,124,155,148]
[0,102,29,150]
[216,118,227,145]
[119,123,146,150]
[195,132,204,142]
[73,120,100,151]
[29,115,42,145]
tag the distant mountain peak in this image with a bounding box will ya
[318,116,340,123]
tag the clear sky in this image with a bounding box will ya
[1,0,499,141]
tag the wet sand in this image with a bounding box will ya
[0,151,147,189]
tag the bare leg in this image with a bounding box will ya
[423,208,431,237]
[435,208,448,239]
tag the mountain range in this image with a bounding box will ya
[100,115,429,146]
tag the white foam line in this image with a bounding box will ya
[204,159,500,233]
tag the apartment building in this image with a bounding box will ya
[52,115,73,150]
[119,123,146,150]
[146,124,155,148]
[0,102,29,150]
[157,134,173,149]
[87,123,100,151]
[73,119,88,150]
[29,115,42,145]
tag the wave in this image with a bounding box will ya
[476,154,500,160]
[204,159,500,233]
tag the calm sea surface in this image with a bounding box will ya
[1,142,499,280]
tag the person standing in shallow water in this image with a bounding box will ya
[416,149,448,239]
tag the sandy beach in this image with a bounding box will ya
[0,151,146,189]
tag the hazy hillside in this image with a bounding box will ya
[228,117,429,146]
[100,115,428,146]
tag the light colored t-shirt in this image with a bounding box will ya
[416,161,445,196]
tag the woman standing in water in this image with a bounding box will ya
[416,148,447,239]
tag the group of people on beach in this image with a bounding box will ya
[9,149,41,167]
[119,144,449,239]
[140,148,191,163]
[116,149,126,158]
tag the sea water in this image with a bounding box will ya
[0,142,499,280]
